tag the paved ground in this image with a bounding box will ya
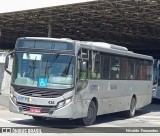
[0,96,160,136]
[0,103,160,128]
[0,94,9,108]
[0,105,7,110]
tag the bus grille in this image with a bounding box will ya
[17,102,56,113]
[15,88,61,98]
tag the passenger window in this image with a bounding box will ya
[135,60,142,80]
[128,59,135,79]
[120,57,128,80]
[141,61,147,80]
[101,54,110,79]
[146,61,152,80]
[90,51,101,79]
[110,56,120,79]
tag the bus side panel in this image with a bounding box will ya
[74,79,152,118]
[74,85,90,119]
[134,81,152,109]
[87,80,113,115]
[87,80,132,115]
[86,80,152,116]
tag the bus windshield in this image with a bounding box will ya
[12,52,75,89]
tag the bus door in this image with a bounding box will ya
[74,48,89,118]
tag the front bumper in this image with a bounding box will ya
[9,98,75,119]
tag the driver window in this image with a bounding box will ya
[90,51,101,79]
[77,49,89,92]
[78,60,88,80]
[110,56,120,79]
[77,48,88,80]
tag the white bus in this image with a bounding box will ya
[5,37,153,126]
[152,59,160,99]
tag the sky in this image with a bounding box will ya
[0,0,95,13]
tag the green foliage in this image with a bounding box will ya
[4,49,13,53]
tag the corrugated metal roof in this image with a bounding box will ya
[0,0,160,57]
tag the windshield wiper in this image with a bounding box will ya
[44,52,60,78]
[48,52,60,68]
[44,60,49,78]
[28,57,37,79]
[65,57,73,76]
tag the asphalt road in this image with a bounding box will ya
[0,100,160,135]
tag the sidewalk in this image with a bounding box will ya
[0,104,8,110]
[0,94,9,108]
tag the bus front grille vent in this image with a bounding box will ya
[17,102,56,113]
[16,88,61,98]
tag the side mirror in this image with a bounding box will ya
[5,55,9,69]
[5,51,14,75]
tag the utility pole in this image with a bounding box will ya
[48,22,52,37]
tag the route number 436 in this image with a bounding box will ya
[48,101,54,104]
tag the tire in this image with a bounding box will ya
[126,97,136,118]
[32,116,47,121]
[81,101,97,126]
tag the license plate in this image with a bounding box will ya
[30,107,41,113]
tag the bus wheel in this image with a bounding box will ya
[32,116,47,121]
[126,97,136,118]
[82,101,97,126]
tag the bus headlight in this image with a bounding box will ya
[10,87,17,104]
[152,87,156,92]
[57,97,72,109]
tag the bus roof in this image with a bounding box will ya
[79,41,153,60]
[81,41,128,51]
[18,37,74,43]
[17,37,153,60]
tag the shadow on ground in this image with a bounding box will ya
[10,102,160,129]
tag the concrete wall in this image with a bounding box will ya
[0,53,12,95]
[1,57,13,95]
[0,63,5,92]
[0,52,6,94]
